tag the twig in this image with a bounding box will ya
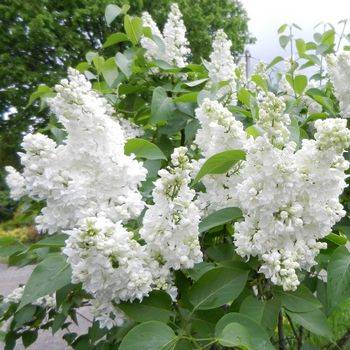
[286,312,302,349]
[278,310,287,350]
[336,19,348,52]
[180,129,185,146]
[337,328,350,349]
[76,310,93,324]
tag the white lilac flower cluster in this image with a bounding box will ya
[206,30,236,86]
[115,114,144,139]
[327,52,350,118]
[141,4,190,67]
[6,68,147,234]
[194,94,350,290]
[205,29,238,103]
[194,99,247,213]
[140,147,203,272]
[4,286,56,309]
[257,92,291,148]
[63,216,154,329]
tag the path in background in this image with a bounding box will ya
[0,264,91,350]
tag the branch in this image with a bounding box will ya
[337,328,350,349]
[286,312,302,349]
[278,310,287,350]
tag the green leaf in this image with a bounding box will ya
[86,51,98,64]
[280,285,322,313]
[193,150,246,184]
[288,117,300,145]
[124,138,166,160]
[101,57,119,87]
[305,113,327,123]
[174,340,192,350]
[115,52,132,78]
[251,74,268,92]
[294,75,308,95]
[124,15,143,46]
[217,322,252,348]
[118,291,173,323]
[19,253,71,309]
[215,313,274,350]
[119,321,177,350]
[327,246,350,310]
[240,296,280,334]
[27,85,54,107]
[189,267,248,310]
[184,78,208,87]
[286,309,333,339]
[22,330,38,348]
[278,24,288,34]
[296,39,306,57]
[14,305,37,327]
[28,234,67,251]
[334,216,350,238]
[0,237,25,257]
[206,244,236,262]
[186,262,216,281]
[246,125,262,138]
[174,92,198,103]
[199,207,242,233]
[103,32,129,48]
[154,59,177,71]
[267,56,284,69]
[279,35,290,49]
[325,233,347,246]
[237,88,251,106]
[92,55,105,73]
[93,81,113,94]
[76,62,90,73]
[151,87,175,122]
[105,4,122,26]
[321,29,335,47]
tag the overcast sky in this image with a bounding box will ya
[241,0,350,64]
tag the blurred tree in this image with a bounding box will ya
[132,0,254,62]
[0,0,253,220]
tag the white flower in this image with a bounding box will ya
[4,286,55,308]
[206,30,236,85]
[163,4,191,67]
[116,115,145,139]
[205,29,237,103]
[327,52,350,118]
[4,166,26,200]
[141,4,190,67]
[91,299,126,330]
[314,118,350,152]
[140,147,202,272]
[193,97,349,291]
[194,98,247,214]
[257,92,291,148]
[141,11,166,62]
[6,68,147,234]
[64,216,154,328]
[194,98,247,158]
[234,119,349,290]
[141,11,162,38]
